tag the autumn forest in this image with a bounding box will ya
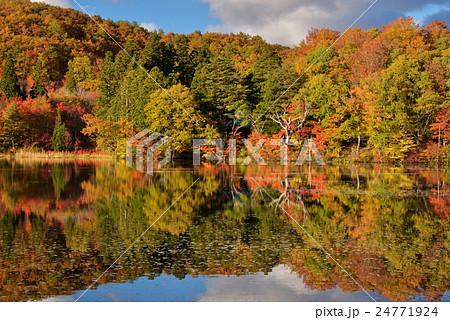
[0,0,449,162]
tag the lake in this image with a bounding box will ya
[0,159,448,302]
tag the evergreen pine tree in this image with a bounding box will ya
[31,55,47,97]
[111,66,163,128]
[0,53,21,98]
[139,31,173,75]
[191,55,248,130]
[97,51,118,119]
[51,109,67,151]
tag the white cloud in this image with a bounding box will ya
[196,265,373,301]
[31,0,71,8]
[201,0,448,46]
[140,22,159,32]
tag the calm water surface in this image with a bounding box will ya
[0,159,448,301]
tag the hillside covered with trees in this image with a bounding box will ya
[1,0,450,162]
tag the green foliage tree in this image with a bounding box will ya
[0,102,23,150]
[248,43,282,107]
[96,51,118,119]
[306,46,335,74]
[51,109,68,151]
[110,66,168,128]
[65,56,94,92]
[169,34,197,86]
[191,55,248,132]
[299,73,349,125]
[31,55,48,98]
[139,30,173,76]
[145,84,219,152]
[366,54,442,160]
[0,53,20,98]
[255,63,300,134]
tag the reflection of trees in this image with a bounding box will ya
[143,172,220,235]
[0,160,449,301]
[249,165,449,301]
[0,159,93,217]
[190,199,302,276]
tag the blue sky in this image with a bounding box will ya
[34,0,450,46]
[75,0,221,34]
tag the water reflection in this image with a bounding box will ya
[0,159,448,301]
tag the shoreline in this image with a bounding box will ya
[0,150,115,160]
[1,151,449,168]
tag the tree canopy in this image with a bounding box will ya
[0,0,449,162]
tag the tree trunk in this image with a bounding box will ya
[356,134,361,157]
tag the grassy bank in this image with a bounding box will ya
[0,148,115,160]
